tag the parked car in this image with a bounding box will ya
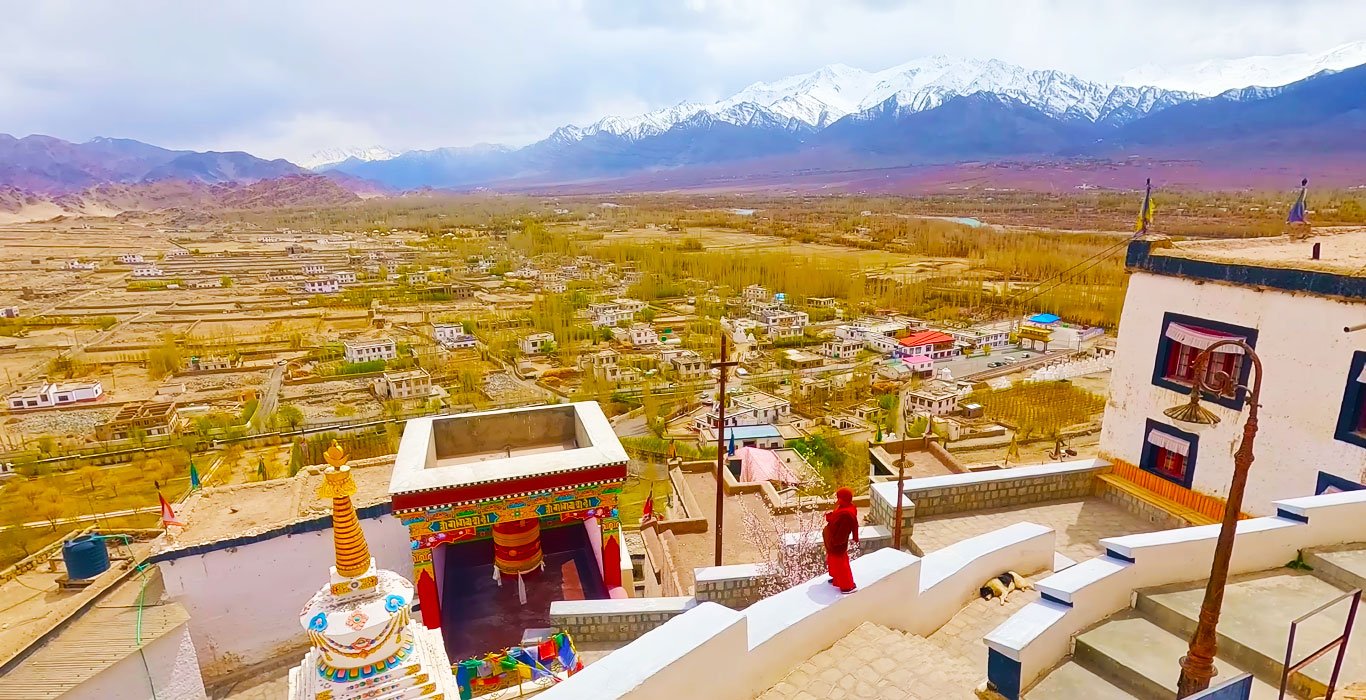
[988,361,1006,368]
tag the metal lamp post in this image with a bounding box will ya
[1164,339,1264,698]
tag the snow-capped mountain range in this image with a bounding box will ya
[300,146,400,170]
[319,43,1362,170]
[1120,40,1366,97]
[548,56,1201,144]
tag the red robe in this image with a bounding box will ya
[822,503,859,592]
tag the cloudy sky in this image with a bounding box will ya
[2,0,1362,162]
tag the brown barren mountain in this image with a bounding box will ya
[0,174,361,223]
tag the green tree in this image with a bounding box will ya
[289,440,305,477]
[220,276,234,288]
[276,405,305,431]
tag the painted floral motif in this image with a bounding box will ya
[384,595,406,613]
[309,613,328,632]
[345,610,369,630]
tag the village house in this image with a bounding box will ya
[301,263,326,275]
[188,279,223,289]
[518,331,555,355]
[781,348,826,371]
[897,329,959,360]
[695,390,791,430]
[407,271,429,285]
[743,284,769,303]
[905,378,961,416]
[342,337,397,364]
[96,400,181,441]
[116,253,145,264]
[807,296,837,308]
[588,302,635,328]
[948,326,1012,352]
[1099,233,1366,516]
[820,338,863,360]
[754,307,809,339]
[578,348,622,383]
[374,369,433,400]
[185,355,236,371]
[665,348,708,380]
[0,306,18,319]
[332,270,357,284]
[132,266,165,278]
[5,380,103,410]
[431,323,477,349]
[706,424,785,451]
[625,323,658,347]
[65,260,98,271]
[302,278,340,294]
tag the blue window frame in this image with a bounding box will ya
[1334,351,1366,449]
[1139,419,1200,489]
[1316,471,1365,495]
[1151,312,1258,411]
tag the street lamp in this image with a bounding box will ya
[1164,339,1263,698]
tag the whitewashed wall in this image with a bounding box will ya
[1100,270,1365,515]
[985,489,1366,693]
[155,514,410,678]
[66,623,207,700]
[539,523,1057,699]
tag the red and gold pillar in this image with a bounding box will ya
[492,518,543,577]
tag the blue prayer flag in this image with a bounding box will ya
[1287,178,1309,224]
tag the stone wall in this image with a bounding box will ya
[549,597,698,643]
[694,526,894,610]
[903,461,1103,517]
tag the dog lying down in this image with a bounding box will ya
[979,571,1034,605]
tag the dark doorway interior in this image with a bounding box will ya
[438,522,606,661]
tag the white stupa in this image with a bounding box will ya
[288,443,457,700]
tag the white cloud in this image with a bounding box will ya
[0,0,1361,162]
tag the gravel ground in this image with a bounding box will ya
[181,370,271,394]
[6,406,118,436]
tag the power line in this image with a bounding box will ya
[1007,235,1137,311]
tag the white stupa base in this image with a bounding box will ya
[288,625,457,700]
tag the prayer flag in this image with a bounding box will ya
[727,431,736,456]
[159,492,183,527]
[642,485,654,521]
[1287,178,1309,224]
[1134,178,1155,233]
[189,460,201,490]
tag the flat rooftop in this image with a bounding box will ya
[1155,228,1366,278]
[154,456,396,554]
[911,496,1161,563]
[388,402,628,500]
[0,569,188,700]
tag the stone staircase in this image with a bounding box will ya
[1026,545,1366,700]
[760,621,982,699]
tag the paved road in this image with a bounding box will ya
[0,505,161,532]
[250,365,286,434]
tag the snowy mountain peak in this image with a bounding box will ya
[301,146,399,170]
[1119,40,1366,96]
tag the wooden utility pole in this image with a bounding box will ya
[893,405,909,552]
[710,332,738,566]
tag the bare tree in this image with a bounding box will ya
[740,502,861,600]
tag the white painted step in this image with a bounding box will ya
[1073,612,1279,700]
[1137,569,1364,699]
[1025,661,1137,699]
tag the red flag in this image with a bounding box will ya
[641,485,654,522]
[159,492,183,527]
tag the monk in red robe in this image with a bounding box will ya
[823,487,859,593]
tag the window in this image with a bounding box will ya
[1152,313,1258,410]
[1140,419,1199,488]
[1334,351,1366,449]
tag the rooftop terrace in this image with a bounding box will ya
[1151,228,1366,277]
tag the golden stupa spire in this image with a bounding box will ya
[317,442,371,579]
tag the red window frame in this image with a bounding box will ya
[1163,335,1242,397]
[1151,446,1189,481]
